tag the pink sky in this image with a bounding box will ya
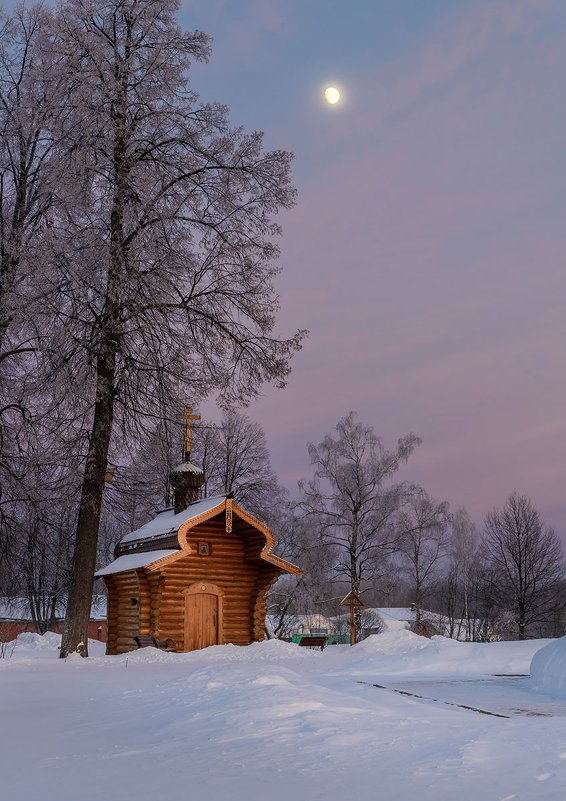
[188,0,566,535]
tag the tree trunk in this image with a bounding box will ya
[60,63,127,657]
[59,346,116,657]
[415,560,422,623]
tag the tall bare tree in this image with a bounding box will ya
[44,0,304,657]
[297,411,420,638]
[483,493,564,639]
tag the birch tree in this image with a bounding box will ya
[46,0,304,657]
[297,411,421,638]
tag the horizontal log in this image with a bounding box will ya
[162,579,253,586]
[198,576,256,583]
[161,591,253,598]
[164,563,255,570]
[162,574,255,582]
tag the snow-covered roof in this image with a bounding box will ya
[120,495,227,545]
[170,460,204,475]
[98,494,302,579]
[95,550,178,577]
[374,607,417,622]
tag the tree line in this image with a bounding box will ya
[269,412,565,642]
[2,404,563,644]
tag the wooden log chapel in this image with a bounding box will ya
[96,411,301,654]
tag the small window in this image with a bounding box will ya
[198,542,210,556]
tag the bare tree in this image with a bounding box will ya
[483,493,564,639]
[0,3,58,358]
[266,505,334,638]
[0,449,75,633]
[194,411,281,520]
[397,488,450,622]
[43,0,304,657]
[0,4,59,570]
[449,508,475,633]
[297,412,421,639]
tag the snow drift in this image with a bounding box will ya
[530,634,566,697]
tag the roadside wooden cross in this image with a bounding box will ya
[184,407,201,461]
[340,591,365,646]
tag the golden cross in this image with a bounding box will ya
[184,407,201,460]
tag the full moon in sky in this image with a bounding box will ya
[324,86,341,105]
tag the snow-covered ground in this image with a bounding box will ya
[2,631,566,801]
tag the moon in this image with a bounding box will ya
[324,86,341,105]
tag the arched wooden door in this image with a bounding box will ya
[183,583,224,651]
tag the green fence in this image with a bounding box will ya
[291,633,350,646]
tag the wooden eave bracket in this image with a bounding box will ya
[229,502,303,575]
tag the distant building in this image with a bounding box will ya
[0,596,107,642]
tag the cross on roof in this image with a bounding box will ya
[184,407,201,462]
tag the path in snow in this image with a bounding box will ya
[365,676,566,718]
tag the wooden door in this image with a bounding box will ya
[184,591,219,651]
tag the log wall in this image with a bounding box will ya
[104,571,141,654]
[157,517,261,650]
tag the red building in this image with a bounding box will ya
[0,596,107,642]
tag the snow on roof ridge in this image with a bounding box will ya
[170,461,204,474]
[120,495,228,544]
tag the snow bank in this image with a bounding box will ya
[340,630,549,677]
[1,631,106,660]
[530,635,566,697]
[110,637,321,666]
